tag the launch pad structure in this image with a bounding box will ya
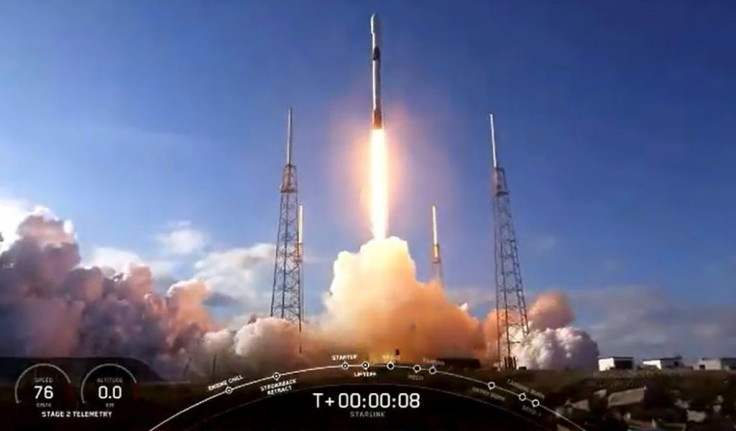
[270,107,304,333]
[490,114,530,370]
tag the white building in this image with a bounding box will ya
[598,356,634,371]
[641,356,683,369]
[695,358,736,370]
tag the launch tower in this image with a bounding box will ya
[270,107,303,332]
[490,114,530,370]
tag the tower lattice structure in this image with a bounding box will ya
[270,107,303,332]
[490,114,529,370]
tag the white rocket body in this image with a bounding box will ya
[371,13,383,129]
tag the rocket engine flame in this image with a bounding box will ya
[370,128,389,239]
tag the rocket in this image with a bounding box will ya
[431,204,440,262]
[371,13,383,129]
[490,113,499,169]
[430,204,444,286]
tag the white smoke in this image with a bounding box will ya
[318,237,486,362]
[528,291,575,331]
[15,207,76,248]
[513,291,599,370]
[234,317,304,367]
[513,327,599,370]
[0,208,598,377]
[203,238,597,372]
[0,210,213,378]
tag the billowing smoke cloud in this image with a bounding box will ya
[319,237,486,362]
[514,291,599,370]
[15,208,76,248]
[0,208,598,378]
[528,291,575,331]
[196,318,306,375]
[479,291,598,370]
[0,210,213,377]
[513,327,598,370]
[196,238,488,374]
[209,238,597,372]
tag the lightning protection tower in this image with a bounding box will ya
[430,204,444,287]
[490,113,530,370]
[270,107,303,332]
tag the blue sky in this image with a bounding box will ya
[0,1,734,357]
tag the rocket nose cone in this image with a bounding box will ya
[371,13,379,33]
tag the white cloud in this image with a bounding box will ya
[147,260,179,278]
[193,243,275,313]
[0,199,76,249]
[88,247,143,274]
[17,208,76,247]
[0,196,177,279]
[572,285,736,359]
[155,221,208,256]
[87,246,178,278]
[0,198,32,246]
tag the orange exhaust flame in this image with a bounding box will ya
[370,128,388,239]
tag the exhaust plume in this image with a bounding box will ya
[0,208,598,377]
[0,210,213,378]
[514,291,599,370]
[370,129,389,239]
[319,237,485,361]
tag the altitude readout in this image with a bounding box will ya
[313,392,420,409]
[81,364,138,409]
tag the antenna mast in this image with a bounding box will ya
[490,113,529,370]
[271,107,304,332]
